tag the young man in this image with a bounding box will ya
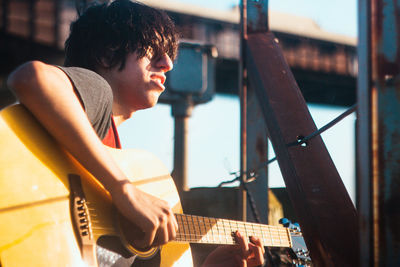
[7,0,264,266]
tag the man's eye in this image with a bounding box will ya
[144,49,153,59]
[151,53,163,62]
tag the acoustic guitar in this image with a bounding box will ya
[0,105,310,266]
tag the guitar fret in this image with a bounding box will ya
[221,219,229,244]
[268,225,274,246]
[214,218,221,244]
[189,215,195,242]
[219,219,224,244]
[192,215,198,242]
[211,218,217,243]
[222,219,232,244]
[221,219,228,244]
[219,220,224,243]
[241,221,247,239]
[214,218,220,243]
[198,216,206,242]
[258,224,265,245]
[203,217,209,242]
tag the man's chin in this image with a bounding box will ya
[140,95,160,110]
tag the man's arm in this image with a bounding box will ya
[7,61,178,248]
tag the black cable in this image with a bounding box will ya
[218,175,240,187]
[218,104,357,187]
[241,180,262,223]
[287,104,357,147]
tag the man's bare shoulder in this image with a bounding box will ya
[7,61,71,91]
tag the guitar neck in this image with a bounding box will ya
[174,214,292,248]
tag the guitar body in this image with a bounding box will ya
[0,105,192,267]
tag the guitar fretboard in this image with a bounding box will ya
[174,214,292,248]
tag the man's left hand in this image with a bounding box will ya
[202,231,265,267]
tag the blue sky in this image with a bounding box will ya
[119,99,356,201]
[177,0,358,37]
[119,0,358,201]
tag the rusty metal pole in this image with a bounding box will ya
[357,0,400,265]
[239,0,248,222]
[240,0,270,225]
[357,0,372,264]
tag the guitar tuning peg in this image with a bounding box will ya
[291,222,301,232]
[279,218,291,227]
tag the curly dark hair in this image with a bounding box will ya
[64,0,179,71]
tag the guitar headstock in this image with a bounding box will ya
[279,218,312,266]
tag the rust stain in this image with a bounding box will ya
[255,134,265,160]
[247,1,268,33]
[374,0,400,77]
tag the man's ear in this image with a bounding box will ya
[98,57,111,69]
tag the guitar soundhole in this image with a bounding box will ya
[115,210,159,259]
[117,212,147,250]
[132,251,161,266]
[97,236,134,258]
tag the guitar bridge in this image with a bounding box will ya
[69,174,96,267]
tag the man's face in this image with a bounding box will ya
[106,51,174,113]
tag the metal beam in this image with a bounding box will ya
[243,1,359,264]
[246,30,359,267]
[246,32,359,266]
[357,0,400,265]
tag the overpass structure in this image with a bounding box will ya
[0,0,357,106]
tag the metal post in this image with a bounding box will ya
[357,0,400,265]
[172,100,193,192]
[357,0,372,265]
[239,0,248,222]
[240,0,270,224]
[166,42,217,194]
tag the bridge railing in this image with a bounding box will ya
[0,0,77,49]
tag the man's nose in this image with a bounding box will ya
[156,54,173,72]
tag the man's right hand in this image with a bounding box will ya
[110,181,178,249]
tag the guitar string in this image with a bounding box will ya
[84,225,290,246]
[174,233,290,245]
[174,222,290,246]
[87,227,287,246]
[175,214,289,239]
[175,232,289,245]
[88,219,288,241]
[176,224,288,240]
[85,201,289,237]
[84,208,290,246]
[175,214,287,233]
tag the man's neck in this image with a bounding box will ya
[112,104,135,127]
